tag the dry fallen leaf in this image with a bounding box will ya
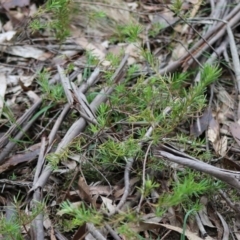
[128,221,161,233]
[208,116,227,156]
[217,136,228,157]
[3,45,51,60]
[72,224,86,240]
[171,42,188,61]
[101,196,116,215]
[216,85,234,109]
[0,148,39,174]
[216,212,229,240]
[0,31,16,43]
[191,108,212,137]
[207,117,220,143]
[90,185,112,196]
[160,224,214,240]
[78,177,93,204]
[75,37,110,66]
[114,177,139,198]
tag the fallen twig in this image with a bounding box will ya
[0,99,42,149]
[155,148,240,190]
[86,223,106,240]
[0,99,42,164]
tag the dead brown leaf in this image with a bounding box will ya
[223,157,240,171]
[0,148,39,173]
[101,196,116,215]
[208,117,220,143]
[171,42,188,61]
[78,177,93,204]
[217,136,228,157]
[90,185,112,196]
[72,224,86,240]
[207,117,227,156]
[160,224,214,240]
[113,177,139,199]
[191,108,212,137]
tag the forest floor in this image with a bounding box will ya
[1,0,240,239]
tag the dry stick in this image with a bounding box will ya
[115,157,134,211]
[216,212,230,239]
[160,144,199,161]
[115,126,154,212]
[159,2,240,74]
[157,151,240,190]
[183,12,240,69]
[33,137,46,184]
[161,230,172,240]
[219,189,240,213]
[221,23,240,121]
[30,137,46,240]
[57,65,74,105]
[0,179,32,187]
[209,0,227,21]
[78,67,100,93]
[76,109,98,125]
[194,39,228,83]
[34,109,61,141]
[195,214,207,238]
[56,55,128,151]
[210,20,240,120]
[48,67,100,146]
[48,105,70,146]
[30,189,44,240]
[0,99,42,164]
[0,99,42,149]
[86,223,106,240]
[0,67,97,162]
[54,229,68,240]
[0,65,97,163]
[192,2,229,82]
[71,83,98,125]
[136,142,153,212]
[105,224,121,240]
[227,24,240,91]
[196,2,240,46]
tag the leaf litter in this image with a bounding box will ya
[1,0,240,239]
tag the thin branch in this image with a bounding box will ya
[156,149,240,190]
[86,223,106,240]
[115,157,134,211]
[137,142,153,212]
[195,214,207,238]
[105,224,121,240]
